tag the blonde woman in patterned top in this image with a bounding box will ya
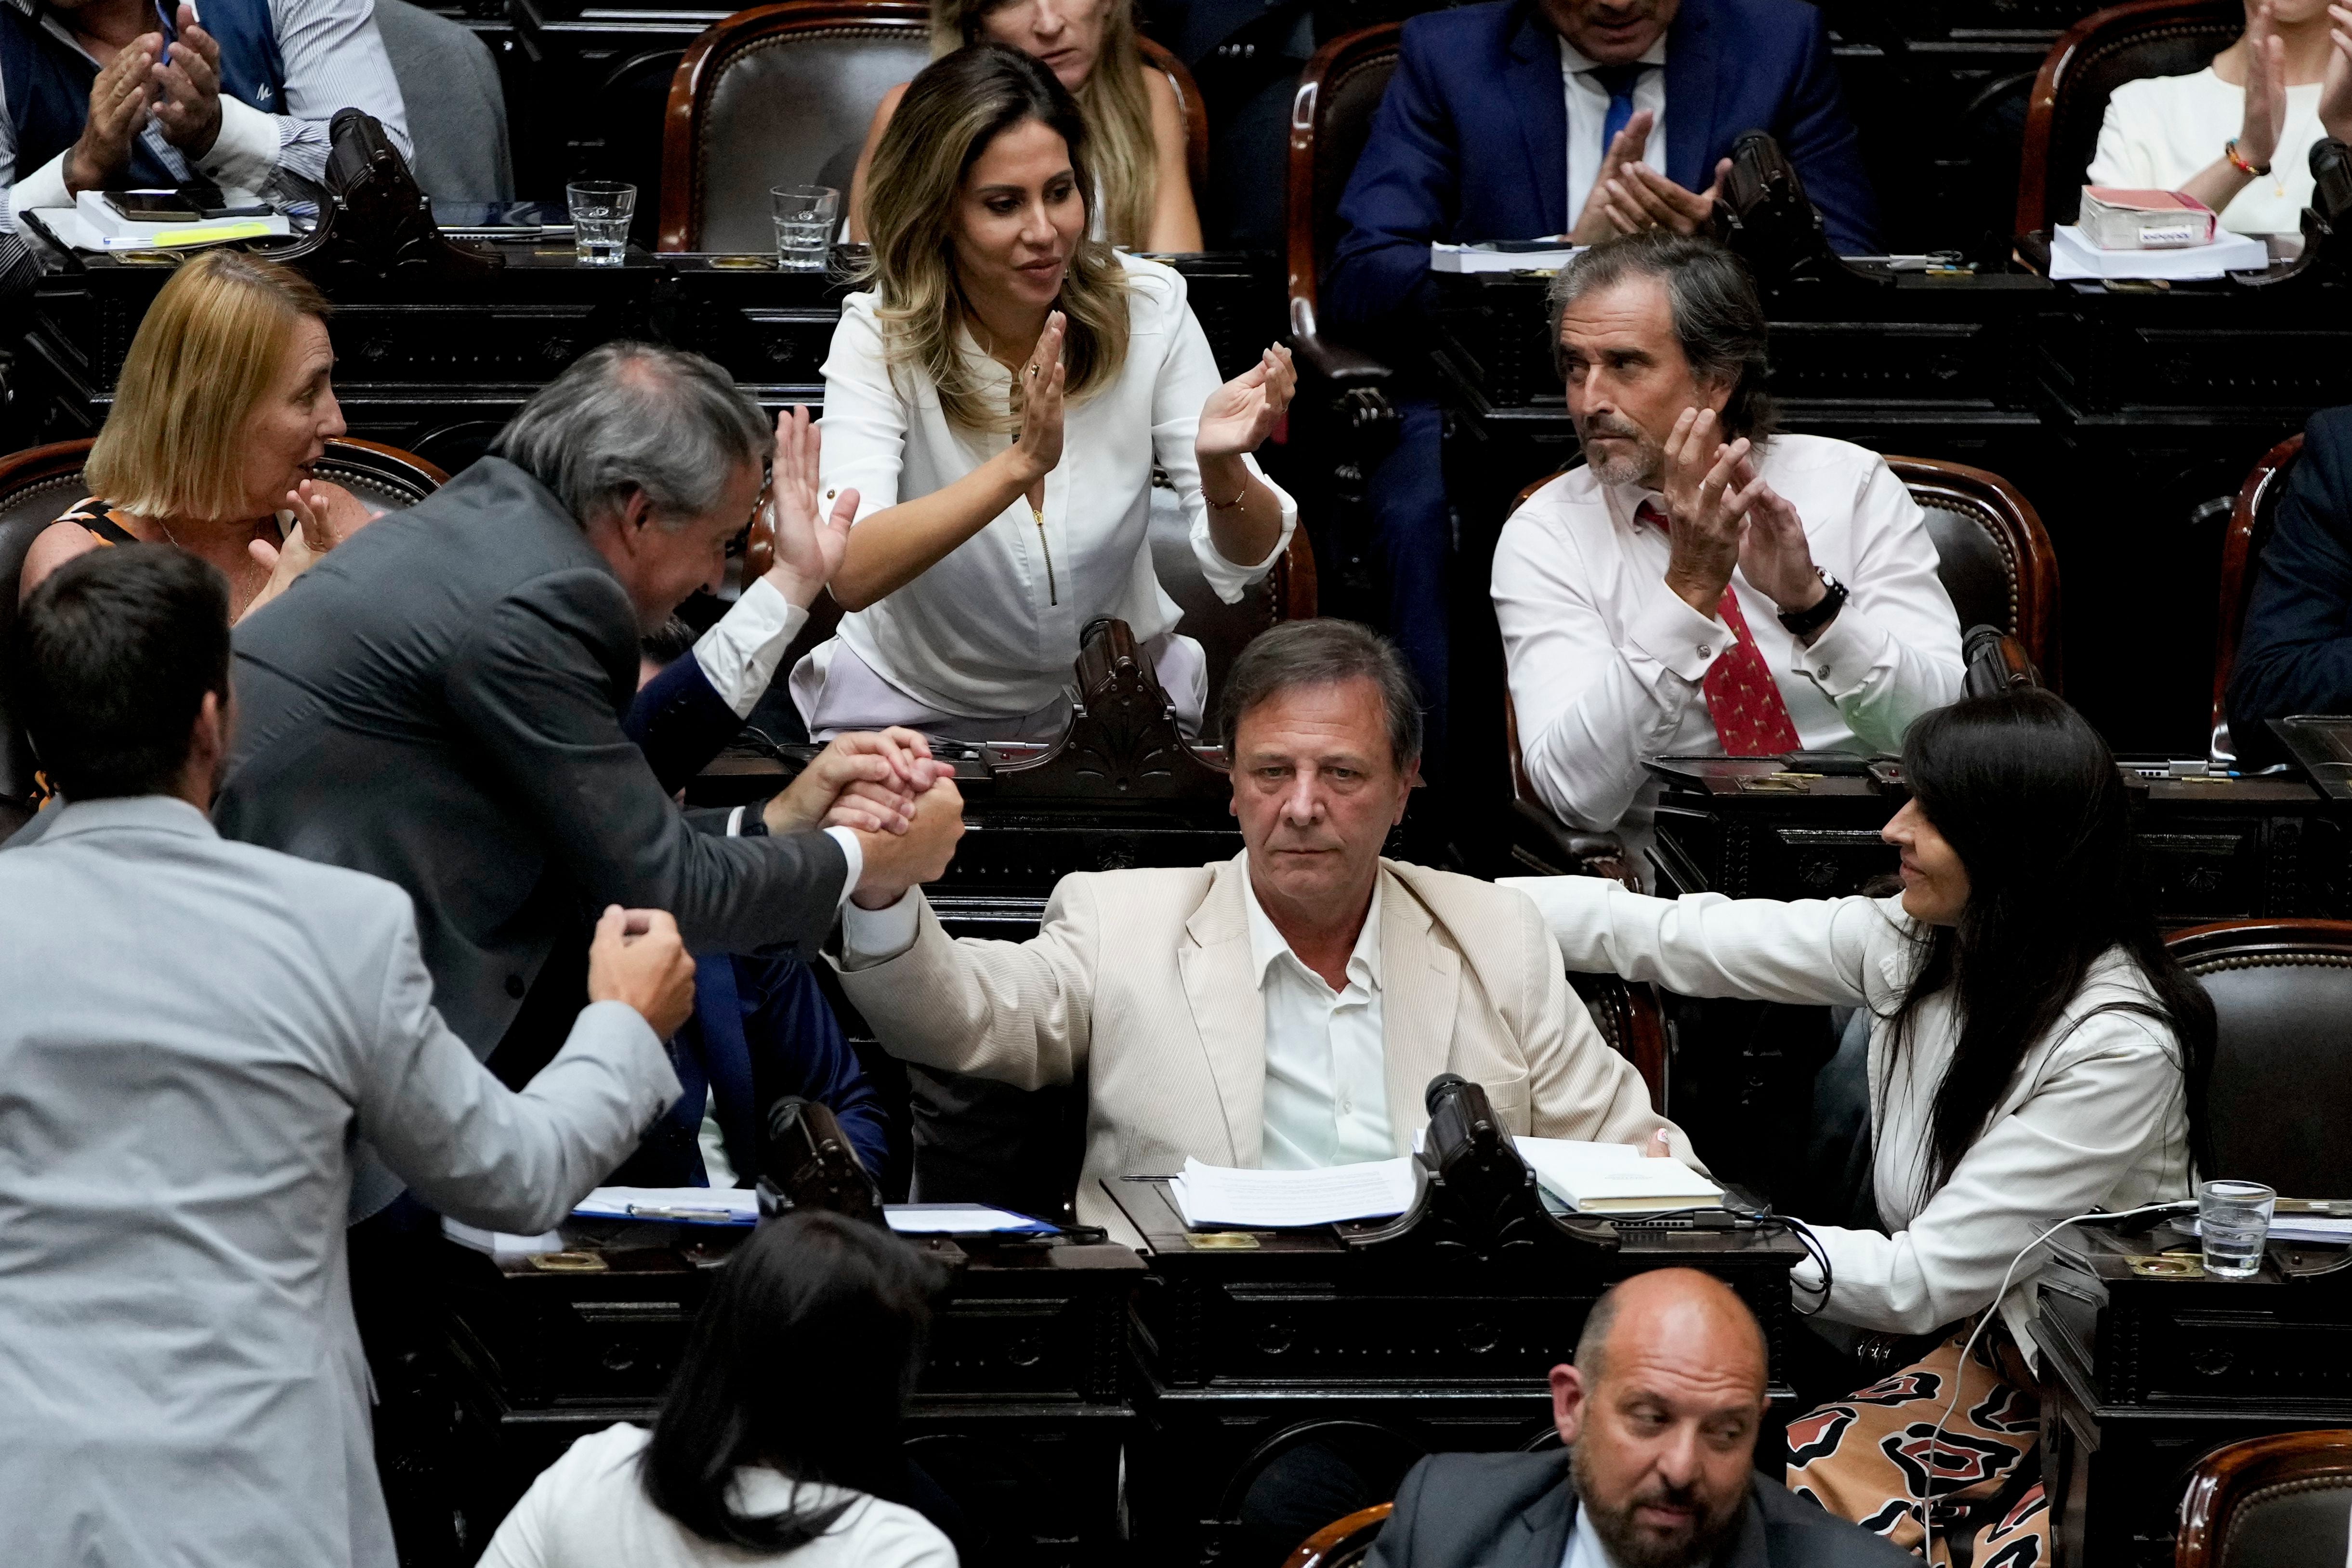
[21,249,378,622]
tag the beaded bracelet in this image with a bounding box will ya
[2226,137,2273,178]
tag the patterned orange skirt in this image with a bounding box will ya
[1784,1323,2052,1567]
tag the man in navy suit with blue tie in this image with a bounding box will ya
[1325,0,1874,772]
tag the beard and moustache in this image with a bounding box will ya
[1570,1438,1747,1568]
[1573,411,1664,489]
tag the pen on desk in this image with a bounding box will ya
[624,1203,737,1220]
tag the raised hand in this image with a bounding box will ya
[586,905,697,1040]
[1658,407,1767,617]
[66,39,158,195]
[1012,311,1068,512]
[1569,110,1655,244]
[1592,158,1733,237]
[149,6,223,155]
[1731,462,1826,621]
[764,405,858,609]
[2324,5,2352,143]
[1196,344,1297,459]
[764,726,939,837]
[2241,0,2289,171]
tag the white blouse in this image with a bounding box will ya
[2087,67,2325,236]
[815,252,1297,718]
[1504,877,2194,1356]
[479,1424,956,1568]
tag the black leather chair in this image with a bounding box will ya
[2177,1430,2352,1568]
[2016,0,2245,238]
[2207,434,2303,770]
[2167,920,2352,1201]
[0,437,448,828]
[1280,1503,1392,1568]
[659,0,1209,253]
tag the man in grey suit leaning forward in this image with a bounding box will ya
[837,618,1694,1242]
[1368,1269,1916,1568]
[0,548,696,1568]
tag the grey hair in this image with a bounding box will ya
[1546,230,1777,443]
[1214,619,1423,771]
[492,342,772,527]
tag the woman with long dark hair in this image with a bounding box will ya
[479,1213,952,1567]
[1506,688,2213,1564]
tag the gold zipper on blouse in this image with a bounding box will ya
[1031,503,1057,605]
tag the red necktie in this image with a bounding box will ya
[1637,500,1802,756]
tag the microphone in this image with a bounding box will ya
[758,1095,882,1224]
[2313,138,2352,230]
[1423,1072,1503,1174]
[1961,624,2037,698]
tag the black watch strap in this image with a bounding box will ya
[1777,572,1848,638]
[738,800,770,838]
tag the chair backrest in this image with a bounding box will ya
[1149,489,1319,714]
[2177,1430,2352,1568]
[1501,455,2062,683]
[661,0,932,254]
[659,3,1208,254]
[1286,23,1400,331]
[2016,0,2245,235]
[1280,1503,1393,1568]
[2207,434,2303,770]
[0,437,448,815]
[2167,919,2352,1201]
[371,0,514,202]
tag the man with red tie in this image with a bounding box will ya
[1494,230,1963,886]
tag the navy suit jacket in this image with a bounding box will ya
[2228,408,2352,765]
[1327,0,1876,331]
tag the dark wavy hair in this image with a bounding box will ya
[1545,229,1777,442]
[1880,690,2215,1202]
[639,1212,946,1552]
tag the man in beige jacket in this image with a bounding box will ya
[836,620,1691,1239]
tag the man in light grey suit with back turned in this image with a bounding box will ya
[0,547,697,1568]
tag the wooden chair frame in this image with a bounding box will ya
[1284,22,1400,339]
[0,436,449,506]
[1886,454,2064,690]
[2015,0,2246,238]
[660,0,1208,253]
[2176,1428,2352,1568]
[2207,434,2303,770]
[1279,1502,1393,1568]
[2167,916,2352,970]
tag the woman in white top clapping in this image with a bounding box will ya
[2087,0,2352,235]
[1506,689,2215,1564]
[479,1212,955,1568]
[790,42,1297,742]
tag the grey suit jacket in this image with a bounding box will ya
[1367,1451,1919,1568]
[0,796,680,1568]
[218,457,846,1064]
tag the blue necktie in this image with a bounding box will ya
[1593,63,1647,151]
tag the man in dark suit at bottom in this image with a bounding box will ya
[1368,1269,1912,1568]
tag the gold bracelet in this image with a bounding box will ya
[1205,480,1249,510]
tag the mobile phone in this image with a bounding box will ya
[104,190,203,222]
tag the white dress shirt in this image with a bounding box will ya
[1506,875,2195,1357]
[480,1424,955,1568]
[2088,67,2324,237]
[1,0,412,230]
[1244,872,1394,1170]
[1560,1500,1621,1568]
[1493,434,1965,883]
[1559,34,1669,230]
[812,251,1297,719]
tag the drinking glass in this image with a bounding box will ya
[2198,1179,2276,1278]
[772,184,840,273]
[566,181,635,266]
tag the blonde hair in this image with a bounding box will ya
[861,43,1131,434]
[929,0,1159,248]
[85,250,332,523]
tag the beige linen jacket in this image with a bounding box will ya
[837,853,1686,1239]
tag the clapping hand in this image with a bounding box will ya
[1012,312,1069,514]
[2240,0,2289,173]
[1658,407,1767,616]
[1588,157,1734,238]
[2323,6,2352,144]
[763,405,858,609]
[149,5,223,156]
[1195,344,1297,459]
[1569,111,1655,244]
[1730,457,1826,621]
[66,39,157,194]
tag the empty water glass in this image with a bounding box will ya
[567,181,635,267]
[2198,1179,2276,1278]
[772,184,839,273]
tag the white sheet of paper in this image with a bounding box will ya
[883,1205,1049,1235]
[573,1186,760,1223]
[1169,1156,1418,1229]
[1514,1136,1722,1212]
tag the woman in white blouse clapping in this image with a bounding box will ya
[789,41,1297,742]
[1506,688,2216,1564]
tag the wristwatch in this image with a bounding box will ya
[1776,570,1848,638]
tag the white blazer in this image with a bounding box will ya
[815,252,1298,718]
[1505,876,2194,1350]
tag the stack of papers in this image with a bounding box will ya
[1169,1156,1418,1229]
[575,1186,759,1225]
[2049,225,2268,281]
[884,1204,1057,1236]
[1432,242,1580,274]
[2192,1214,2352,1246]
[1514,1137,1723,1215]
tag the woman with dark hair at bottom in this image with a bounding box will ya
[479,1213,954,1568]
[1505,689,2214,1566]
